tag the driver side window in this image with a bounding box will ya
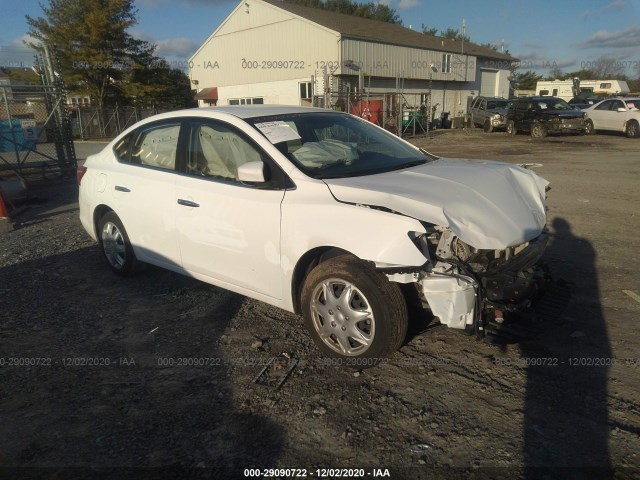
[187,122,263,183]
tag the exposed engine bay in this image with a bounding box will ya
[386,226,549,335]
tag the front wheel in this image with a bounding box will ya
[626,120,639,138]
[506,120,517,136]
[301,255,408,367]
[585,119,595,135]
[483,120,494,133]
[98,211,141,276]
[531,122,548,138]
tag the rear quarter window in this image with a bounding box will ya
[113,133,133,163]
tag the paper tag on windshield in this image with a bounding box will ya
[254,121,301,144]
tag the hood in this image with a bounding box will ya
[542,110,584,119]
[323,158,549,250]
[488,107,509,116]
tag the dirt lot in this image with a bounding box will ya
[1,130,639,479]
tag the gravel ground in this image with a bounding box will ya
[1,130,639,480]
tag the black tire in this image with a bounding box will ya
[531,122,548,138]
[301,255,408,367]
[626,120,639,138]
[97,211,141,276]
[483,120,494,133]
[506,120,517,136]
[585,119,595,135]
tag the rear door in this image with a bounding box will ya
[108,120,183,269]
[174,119,286,299]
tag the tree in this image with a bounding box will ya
[26,0,155,107]
[285,0,401,24]
[589,55,626,79]
[421,24,439,36]
[124,61,197,110]
[512,70,543,90]
[439,27,470,43]
[545,67,566,81]
[480,42,498,51]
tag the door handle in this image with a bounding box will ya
[177,199,200,208]
[115,185,130,192]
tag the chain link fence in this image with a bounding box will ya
[72,106,160,140]
[0,85,76,180]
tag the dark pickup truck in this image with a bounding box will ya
[506,97,586,137]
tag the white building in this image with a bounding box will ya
[189,0,515,122]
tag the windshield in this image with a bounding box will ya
[246,112,435,179]
[535,98,573,110]
[487,100,509,110]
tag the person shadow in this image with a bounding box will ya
[521,217,612,479]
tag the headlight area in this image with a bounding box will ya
[382,227,549,336]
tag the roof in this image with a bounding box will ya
[140,105,330,122]
[194,87,218,100]
[200,105,330,118]
[262,0,515,61]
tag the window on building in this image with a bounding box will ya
[600,82,612,89]
[228,97,264,105]
[300,82,313,100]
[441,54,451,73]
[539,89,549,96]
[552,88,558,96]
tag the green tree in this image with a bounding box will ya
[512,70,543,90]
[421,24,439,36]
[285,0,401,24]
[439,27,470,43]
[480,42,498,51]
[26,0,155,107]
[125,61,197,110]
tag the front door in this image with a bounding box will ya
[174,119,285,299]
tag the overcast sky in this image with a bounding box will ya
[1,0,639,76]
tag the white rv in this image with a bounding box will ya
[535,79,630,101]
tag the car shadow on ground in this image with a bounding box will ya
[0,245,285,477]
[521,217,612,479]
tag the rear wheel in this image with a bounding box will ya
[531,123,548,138]
[506,120,517,136]
[585,119,595,135]
[483,120,494,133]
[98,211,141,276]
[301,255,408,367]
[626,120,639,138]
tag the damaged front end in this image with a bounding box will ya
[403,225,549,335]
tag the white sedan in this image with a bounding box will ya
[78,106,550,364]
[584,97,640,138]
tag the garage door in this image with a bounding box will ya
[480,69,498,97]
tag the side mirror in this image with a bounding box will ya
[617,107,627,112]
[237,161,266,184]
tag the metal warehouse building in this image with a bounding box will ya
[189,0,515,126]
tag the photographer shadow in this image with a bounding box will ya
[521,217,612,479]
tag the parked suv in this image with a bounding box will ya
[506,97,586,137]
[469,96,511,132]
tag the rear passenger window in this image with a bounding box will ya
[131,123,180,170]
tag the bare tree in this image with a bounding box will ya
[589,55,626,78]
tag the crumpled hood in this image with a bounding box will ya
[323,158,549,249]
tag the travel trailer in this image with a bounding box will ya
[535,79,630,101]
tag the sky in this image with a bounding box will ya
[1,0,639,78]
